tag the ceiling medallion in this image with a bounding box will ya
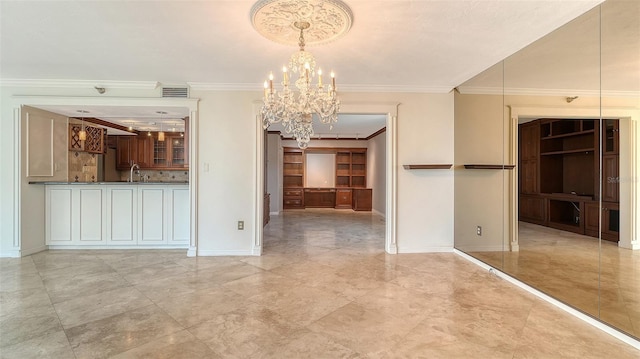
[250,0,354,46]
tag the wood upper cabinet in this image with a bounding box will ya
[153,133,187,169]
[603,119,619,155]
[115,132,188,171]
[116,136,137,170]
[136,135,153,168]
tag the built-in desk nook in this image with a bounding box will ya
[518,118,620,242]
[283,147,373,211]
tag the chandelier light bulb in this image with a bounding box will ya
[318,68,323,86]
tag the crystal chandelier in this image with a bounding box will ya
[261,21,340,149]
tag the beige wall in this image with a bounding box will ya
[20,106,69,255]
[454,92,640,253]
[454,93,507,252]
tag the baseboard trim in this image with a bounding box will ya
[0,250,21,258]
[20,245,48,256]
[454,248,640,351]
[397,246,454,254]
[372,208,385,218]
[187,246,197,257]
[197,249,257,256]
[48,245,189,250]
[269,211,280,216]
[454,245,505,252]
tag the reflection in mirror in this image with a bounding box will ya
[453,60,505,271]
[599,0,639,338]
[456,0,639,340]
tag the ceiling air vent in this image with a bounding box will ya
[162,87,189,98]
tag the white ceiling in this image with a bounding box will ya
[0,0,610,135]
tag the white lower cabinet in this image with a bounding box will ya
[47,188,73,244]
[46,184,189,248]
[107,188,137,244]
[169,188,190,244]
[138,188,165,244]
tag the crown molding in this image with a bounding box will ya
[457,86,640,98]
[187,82,453,94]
[0,79,160,90]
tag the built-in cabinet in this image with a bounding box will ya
[69,124,106,154]
[283,147,372,211]
[116,133,188,170]
[518,119,619,242]
[336,149,367,188]
[45,184,189,247]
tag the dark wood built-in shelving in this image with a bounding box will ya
[518,118,619,242]
[464,164,515,170]
[282,147,372,211]
[403,164,452,170]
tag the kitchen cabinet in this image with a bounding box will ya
[46,186,106,245]
[45,184,189,248]
[116,136,137,170]
[136,135,154,168]
[115,133,188,170]
[153,133,187,169]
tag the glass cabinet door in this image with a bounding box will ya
[171,137,185,166]
[153,137,168,167]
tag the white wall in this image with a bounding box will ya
[305,153,336,188]
[367,131,386,216]
[1,86,456,257]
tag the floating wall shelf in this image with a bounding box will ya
[403,164,453,170]
[464,164,516,170]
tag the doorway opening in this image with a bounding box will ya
[254,103,399,256]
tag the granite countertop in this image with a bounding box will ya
[29,181,189,185]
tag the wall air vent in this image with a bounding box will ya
[162,87,189,98]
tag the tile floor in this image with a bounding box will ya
[0,209,638,358]
[470,221,640,339]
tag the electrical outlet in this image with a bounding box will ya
[237,221,244,230]
[476,226,482,236]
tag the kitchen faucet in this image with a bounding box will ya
[129,163,140,182]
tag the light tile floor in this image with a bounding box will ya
[471,221,640,339]
[0,209,638,358]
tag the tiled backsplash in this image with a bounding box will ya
[69,151,98,182]
[119,170,189,182]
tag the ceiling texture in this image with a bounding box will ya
[0,0,606,136]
